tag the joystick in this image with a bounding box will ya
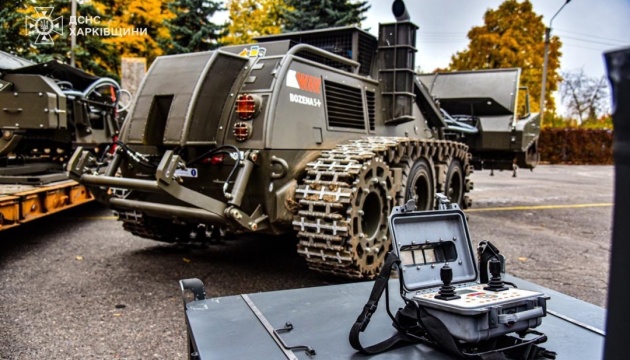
[484,257,508,292]
[434,264,461,301]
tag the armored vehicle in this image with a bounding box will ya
[68,0,535,279]
[0,51,126,230]
[418,69,540,173]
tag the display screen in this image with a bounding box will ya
[399,242,456,266]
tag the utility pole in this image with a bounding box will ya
[540,0,571,127]
[70,0,77,67]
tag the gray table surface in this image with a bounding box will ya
[185,275,606,359]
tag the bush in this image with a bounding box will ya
[539,128,613,165]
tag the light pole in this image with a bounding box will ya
[70,0,77,67]
[539,0,571,127]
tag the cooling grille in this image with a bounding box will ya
[324,81,365,130]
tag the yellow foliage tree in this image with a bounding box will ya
[96,0,174,65]
[222,0,286,45]
[447,0,562,114]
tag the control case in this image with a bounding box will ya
[389,205,548,343]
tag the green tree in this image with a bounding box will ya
[222,0,285,45]
[447,0,562,114]
[283,0,370,32]
[13,0,119,79]
[0,0,32,57]
[161,0,226,54]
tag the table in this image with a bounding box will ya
[182,275,606,359]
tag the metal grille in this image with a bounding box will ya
[358,34,376,75]
[287,31,376,76]
[366,91,375,131]
[324,81,365,130]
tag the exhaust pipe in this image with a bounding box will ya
[392,0,410,21]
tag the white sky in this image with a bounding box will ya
[214,0,630,114]
[364,0,630,79]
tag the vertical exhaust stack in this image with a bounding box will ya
[378,0,418,125]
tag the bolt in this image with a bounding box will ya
[250,153,258,161]
[358,210,364,216]
[250,222,258,231]
[230,209,242,220]
[359,233,364,238]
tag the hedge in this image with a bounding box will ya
[539,128,613,165]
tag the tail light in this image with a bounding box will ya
[235,94,261,120]
[201,155,225,165]
[233,122,251,142]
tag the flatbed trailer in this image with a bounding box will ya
[0,179,93,231]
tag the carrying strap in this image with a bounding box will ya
[349,252,556,359]
[349,252,419,354]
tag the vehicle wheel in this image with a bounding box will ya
[347,159,394,277]
[445,159,464,206]
[399,157,435,210]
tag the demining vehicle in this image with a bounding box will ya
[417,69,540,173]
[0,50,127,231]
[68,0,537,279]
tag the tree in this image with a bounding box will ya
[10,0,119,79]
[283,0,370,32]
[222,0,285,45]
[560,69,610,125]
[98,0,175,65]
[447,0,562,113]
[0,0,32,57]
[161,0,226,54]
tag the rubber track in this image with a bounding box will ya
[292,137,472,279]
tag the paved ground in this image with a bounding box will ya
[0,165,613,359]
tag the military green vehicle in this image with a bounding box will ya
[417,69,540,174]
[68,0,536,279]
[0,52,127,178]
[0,51,127,230]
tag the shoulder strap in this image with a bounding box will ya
[349,252,555,359]
[349,252,420,354]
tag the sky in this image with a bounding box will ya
[363,0,630,78]
[214,0,630,115]
[363,0,630,115]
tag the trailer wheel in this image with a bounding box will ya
[445,159,464,206]
[400,157,435,210]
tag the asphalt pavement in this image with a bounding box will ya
[0,165,613,359]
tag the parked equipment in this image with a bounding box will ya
[0,50,127,231]
[68,0,538,279]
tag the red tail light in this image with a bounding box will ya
[201,154,224,165]
[233,122,251,142]
[210,155,224,165]
[235,94,260,120]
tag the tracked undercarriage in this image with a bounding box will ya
[294,137,471,278]
[67,0,538,279]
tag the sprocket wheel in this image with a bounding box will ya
[347,157,394,277]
